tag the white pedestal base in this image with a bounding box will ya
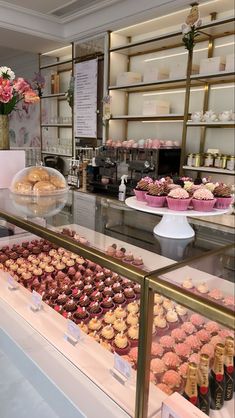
[153,214,195,239]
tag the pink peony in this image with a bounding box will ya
[14,77,31,94]
[0,79,13,103]
[24,89,39,103]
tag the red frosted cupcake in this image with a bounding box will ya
[192,188,216,212]
[167,188,191,211]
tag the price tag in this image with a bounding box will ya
[7,274,19,290]
[30,290,42,311]
[111,353,132,384]
[64,319,81,345]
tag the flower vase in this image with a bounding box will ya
[0,115,9,150]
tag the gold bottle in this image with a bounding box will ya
[210,343,225,410]
[183,362,199,407]
[198,354,210,415]
[224,336,234,401]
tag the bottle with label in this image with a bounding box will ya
[118,175,128,202]
[183,362,199,407]
[224,336,234,400]
[210,343,225,410]
[198,354,211,415]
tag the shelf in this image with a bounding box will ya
[190,70,235,85]
[110,114,184,121]
[183,166,235,175]
[109,17,235,56]
[42,151,72,157]
[109,77,187,92]
[41,93,67,99]
[40,58,72,70]
[41,124,72,128]
[187,121,235,128]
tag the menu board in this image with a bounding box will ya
[74,59,98,138]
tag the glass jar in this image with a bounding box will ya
[194,153,202,167]
[226,155,235,171]
[204,153,214,167]
[187,153,194,166]
[214,154,223,168]
[221,155,227,169]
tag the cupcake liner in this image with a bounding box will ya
[214,196,233,209]
[166,197,191,211]
[167,320,180,330]
[156,325,169,337]
[145,194,166,208]
[191,198,216,212]
[124,295,136,303]
[129,338,139,347]
[112,341,131,356]
[101,303,115,313]
[89,308,104,318]
[153,372,165,383]
[73,313,90,324]
[134,189,147,201]
[178,314,188,323]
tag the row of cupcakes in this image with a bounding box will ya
[134,176,233,211]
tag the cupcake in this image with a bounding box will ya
[167,188,191,211]
[88,331,100,342]
[181,322,196,335]
[126,313,139,326]
[127,301,139,314]
[103,310,116,325]
[132,256,144,267]
[200,343,215,362]
[188,353,200,365]
[192,188,216,211]
[124,287,136,301]
[150,358,166,382]
[56,293,68,306]
[210,335,223,347]
[88,316,102,331]
[186,335,202,352]
[151,342,164,358]
[91,290,103,301]
[175,305,188,322]
[79,321,89,334]
[113,318,127,333]
[134,177,153,201]
[154,315,168,336]
[162,352,181,369]
[129,347,138,364]
[103,286,114,297]
[127,325,139,346]
[106,245,116,257]
[78,295,90,307]
[181,277,194,291]
[166,310,179,330]
[101,324,115,340]
[208,288,223,302]
[64,298,77,312]
[133,283,141,298]
[204,321,220,336]
[163,298,175,311]
[153,304,164,316]
[190,313,205,330]
[174,343,191,362]
[196,282,209,295]
[196,329,211,344]
[88,301,103,317]
[112,282,122,293]
[171,328,186,343]
[156,383,173,395]
[113,332,130,355]
[154,293,163,305]
[162,370,182,390]
[114,306,127,319]
[160,336,175,353]
[113,292,126,306]
[223,296,235,309]
[73,307,89,323]
[213,183,233,209]
[101,296,115,312]
[178,362,188,385]
[123,252,134,263]
[145,181,167,208]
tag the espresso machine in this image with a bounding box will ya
[88,146,181,196]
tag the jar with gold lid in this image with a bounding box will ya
[221,154,227,169]
[187,153,194,167]
[194,153,202,167]
[226,155,235,171]
[214,154,223,168]
[204,153,214,167]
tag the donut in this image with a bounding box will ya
[28,167,50,183]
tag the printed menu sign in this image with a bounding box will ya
[75,59,98,138]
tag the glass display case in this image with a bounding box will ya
[0,188,234,418]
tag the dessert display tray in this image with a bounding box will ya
[125,197,229,239]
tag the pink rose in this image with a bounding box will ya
[23,89,39,103]
[14,77,31,94]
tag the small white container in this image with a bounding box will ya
[143,65,169,82]
[199,56,225,74]
[143,100,170,115]
[169,63,199,78]
[225,54,235,72]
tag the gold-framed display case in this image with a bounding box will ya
[0,188,234,418]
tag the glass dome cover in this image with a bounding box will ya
[10,166,68,196]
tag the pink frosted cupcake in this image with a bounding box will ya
[134,177,153,201]
[204,321,220,336]
[218,329,234,340]
[151,342,164,358]
[162,352,182,369]
[223,296,235,309]
[189,353,200,365]
[129,347,138,365]
[166,310,180,330]
[154,315,169,336]
[156,383,173,395]
[195,282,209,296]
[171,328,187,343]
[186,335,202,352]
[208,288,223,302]
[178,362,188,385]
[196,329,211,344]
[162,370,182,390]
[210,335,223,347]
[150,358,167,382]
[181,322,196,335]
[160,336,175,353]
[190,313,205,330]
[192,188,216,212]
[174,343,191,362]
[213,184,233,209]
[145,181,167,208]
[167,188,191,211]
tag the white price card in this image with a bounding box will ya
[7,274,19,290]
[30,290,42,311]
[65,319,81,345]
[113,353,131,381]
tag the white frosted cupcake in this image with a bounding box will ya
[166,310,179,330]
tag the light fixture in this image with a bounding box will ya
[42,46,71,56]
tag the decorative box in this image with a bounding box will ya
[199,56,225,74]
[161,392,207,418]
[169,63,199,78]
[116,72,142,86]
[143,100,170,116]
[225,54,235,72]
[143,65,169,82]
